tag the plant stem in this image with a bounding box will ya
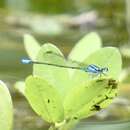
[49,119,79,130]
[58,119,79,130]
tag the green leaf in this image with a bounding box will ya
[70,47,122,89]
[24,34,40,60]
[68,32,102,62]
[84,47,122,79]
[33,43,70,97]
[25,75,64,123]
[64,78,118,119]
[0,80,13,130]
[76,80,118,119]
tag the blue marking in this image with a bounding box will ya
[83,65,99,73]
[82,64,108,76]
[88,64,100,71]
[21,58,32,64]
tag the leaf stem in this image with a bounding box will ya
[49,119,79,130]
[58,119,79,130]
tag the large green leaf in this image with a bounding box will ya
[24,34,40,60]
[0,80,13,130]
[25,76,64,123]
[84,47,122,79]
[64,78,117,119]
[70,47,122,89]
[33,43,70,97]
[68,32,102,62]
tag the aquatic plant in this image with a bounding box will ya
[21,32,122,130]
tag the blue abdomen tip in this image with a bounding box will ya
[21,58,32,64]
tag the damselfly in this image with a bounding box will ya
[21,52,108,76]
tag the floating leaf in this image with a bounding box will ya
[0,80,13,130]
[24,34,40,60]
[25,76,64,123]
[33,43,70,97]
[68,32,102,62]
[64,78,117,119]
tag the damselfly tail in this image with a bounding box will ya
[21,58,82,70]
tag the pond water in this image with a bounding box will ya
[0,0,130,130]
